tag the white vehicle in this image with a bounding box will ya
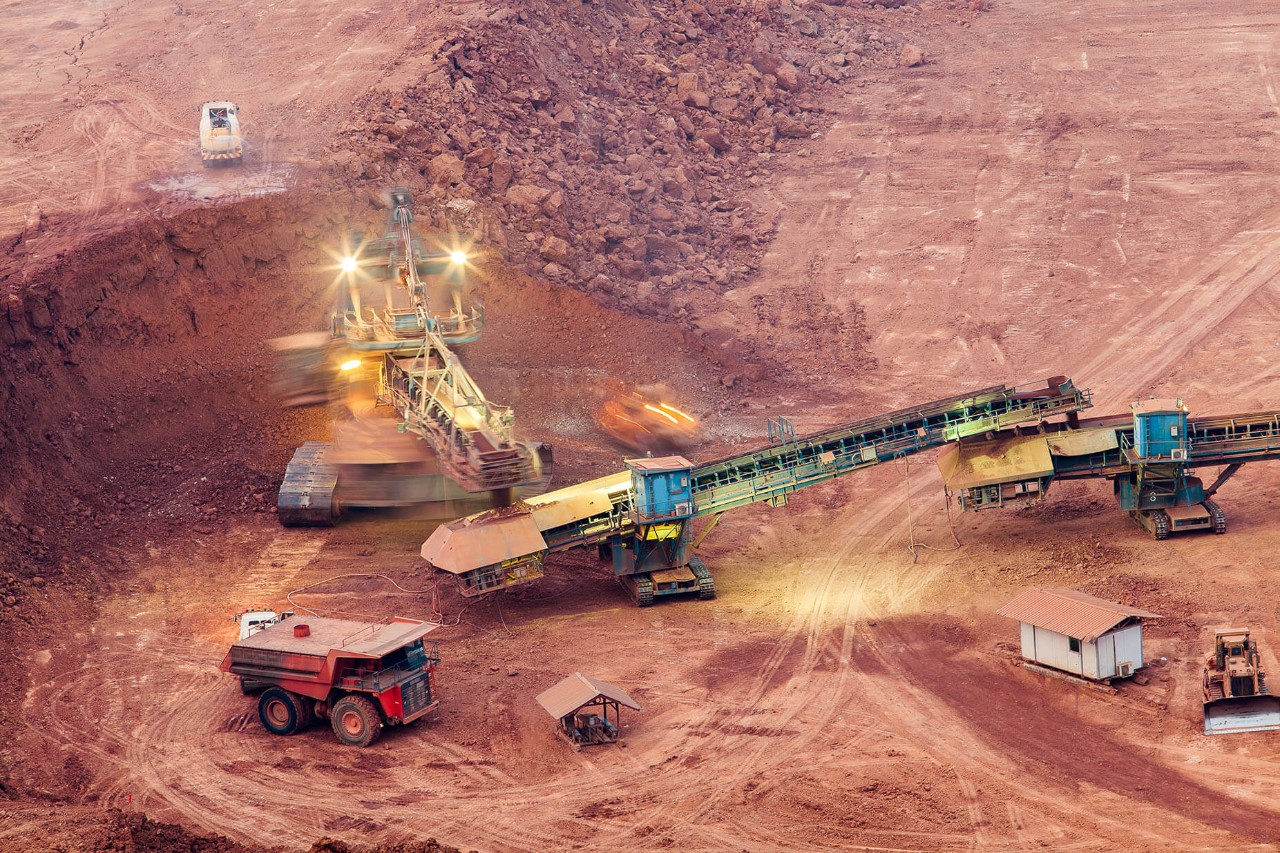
[199,100,243,164]
[231,609,293,694]
[234,609,292,641]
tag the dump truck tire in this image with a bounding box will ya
[295,694,316,731]
[331,695,382,747]
[258,687,304,736]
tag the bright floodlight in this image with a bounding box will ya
[449,250,468,266]
[340,256,359,273]
[340,359,361,372]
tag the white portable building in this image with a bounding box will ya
[997,588,1159,681]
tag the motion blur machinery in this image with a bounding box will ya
[275,189,546,526]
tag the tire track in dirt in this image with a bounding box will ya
[584,491,953,849]
[1074,205,1280,410]
[404,519,899,850]
[70,105,122,215]
[242,530,327,593]
[690,2,1280,848]
[852,621,1280,847]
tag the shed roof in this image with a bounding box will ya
[536,673,642,719]
[996,588,1159,642]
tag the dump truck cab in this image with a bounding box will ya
[220,614,440,746]
[199,100,243,164]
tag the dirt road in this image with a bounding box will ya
[6,0,1280,850]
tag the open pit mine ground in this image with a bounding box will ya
[4,0,1280,850]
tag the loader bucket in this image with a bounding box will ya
[1203,696,1280,735]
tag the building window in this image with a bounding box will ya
[1068,637,1081,653]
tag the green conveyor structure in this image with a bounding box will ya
[422,376,1091,602]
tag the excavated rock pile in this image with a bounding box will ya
[325,0,954,324]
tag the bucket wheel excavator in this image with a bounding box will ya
[274,189,548,527]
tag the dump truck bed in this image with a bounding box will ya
[231,615,434,657]
[220,615,438,684]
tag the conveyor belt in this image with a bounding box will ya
[422,377,1090,593]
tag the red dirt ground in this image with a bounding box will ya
[5,0,1280,850]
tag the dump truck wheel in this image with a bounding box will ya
[330,695,382,747]
[258,687,303,736]
[295,694,316,731]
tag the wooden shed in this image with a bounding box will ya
[536,673,641,748]
[997,587,1159,681]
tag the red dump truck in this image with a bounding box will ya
[220,614,440,747]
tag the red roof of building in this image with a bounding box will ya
[996,588,1159,642]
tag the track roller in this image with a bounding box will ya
[1131,509,1170,540]
[1149,510,1169,540]
[1204,499,1227,534]
[277,442,341,527]
[622,573,654,607]
[689,556,715,600]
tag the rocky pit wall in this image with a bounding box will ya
[325,0,974,362]
[0,0,977,836]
